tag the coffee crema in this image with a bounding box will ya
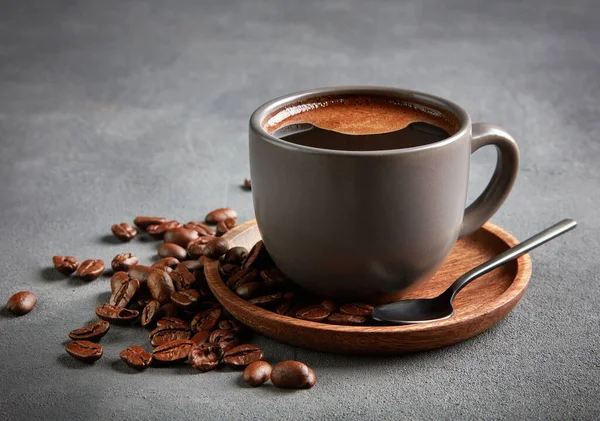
[264,95,460,151]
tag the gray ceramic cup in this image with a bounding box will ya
[249,86,519,301]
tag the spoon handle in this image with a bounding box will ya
[447,219,577,300]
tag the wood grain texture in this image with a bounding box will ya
[205,219,532,355]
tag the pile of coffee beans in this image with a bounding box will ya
[51,208,315,390]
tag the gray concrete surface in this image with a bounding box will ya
[1,1,599,420]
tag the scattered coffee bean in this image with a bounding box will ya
[128,265,155,286]
[111,253,139,272]
[223,247,248,266]
[243,361,271,387]
[95,304,139,324]
[69,320,110,341]
[339,303,374,316]
[109,277,140,307]
[147,220,182,239]
[170,289,201,309]
[188,343,223,372]
[216,218,237,236]
[152,257,180,269]
[120,346,152,370]
[141,300,161,328]
[163,228,199,248]
[75,259,104,281]
[223,344,264,367]
[157,243,187,260]
[271,361,315,389]
[6,291,37,316]
[180,259,203,272]
[134,216,167,231]
[190,330,211,346]
[205,207,238,224]
[296,305,330,322]
[187,236,214,257]
[111,223,137,241]
[327,312,367,326]
[110,271,134,292]
[235,282,266,299]
[183,221,216,236]
[149,325,192,347]
[52,256,79,275]
[305,367,317,388]
[209,329,241,351]
[159,303,179,318]
[248,292,283,308]
[218,319,246,332]
[156,317,188,329]
[203,237,229,259]
[66,340,103,363]
[152,339,194,364]
[147,269,176,304]
[170,264,196,291]
[243,178,252,190]
[320,300,338,312]
[190,308,222,332]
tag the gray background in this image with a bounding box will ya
[0,0,598,420]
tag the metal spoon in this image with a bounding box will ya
[371,219,577,324]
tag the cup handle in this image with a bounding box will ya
[459,123,520,237]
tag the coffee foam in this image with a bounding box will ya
[264,95,459,136]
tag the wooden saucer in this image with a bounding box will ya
[205,219,532,355]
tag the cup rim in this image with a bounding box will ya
[249,86,471,156]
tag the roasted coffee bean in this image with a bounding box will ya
[223,246,248,266]
[156,317,188,329]
[189,343,223,372]
[159,303,179,318]
[190,330,211,346]
[248,292,283,309]
[340,303,374,316]
[219,263,239,278]
[242,240,269,269]
[75,259,104,281]
[66,340,103,363]
[134,216,167,231]
[305,367,317,388]
[149,325,192,347]
[216,218,237,236]
[152,257,180,269]
[170,289,200,309]
[170,264,196,291]
[235,282,266,299]
[271,361,315,389]
[243,361,271,387]
[205,207,238,224]
[120,346,152,370]
[187,236,214,257]
[183,221,216,236]
[147,269,176,304]
[223,344,263,367]
[321,300,338,312]
[152,339,194,363]
[96,304,139,324]
[296,305,330,322]
[69,320,110,341]
[110,271,133,292]
[276,293,295,316]
[203,237,229,259]
[128,265,155,286]
[109,277,139,307]
[147,220,182,239]
[190,308,222,332]
[163,228,199,248]
[141,300,161,328]
[111,253,139,272]
[243,178,252,190]
[327,312,367,326]
[260,268,289,288]
[218,319,246,332]
[158,243,187,260]
[229,268,259,290]
[209,329,241,352]
[180,259,203,272]
[137,295,153,308]
[52,256,79,275]
[111,223,137,241]
[6,291,37,316]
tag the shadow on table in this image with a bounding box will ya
[98,234,123,245]
[56,353,97,370]
[40,266,69,282]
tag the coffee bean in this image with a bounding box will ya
[149,325,192,347]
[243,178,252,190]
[75,259,104,281]
[340,303,374,316]
[223,344,264,367]
[260,268,289,289]
[242,240,269,269]
[227,268,258,290]
[111,223,137,241]
[137,295,153,308]
[203,237,229,259]
[218,319,246,332]
[157,243,187,260]
[66,340,103,363]
[170,289,200,309]
[109,277,139,307]
[96,304,139,324]
[188,343,223,372]
[321,300,338,312]
[110,271,133,292]
[209,329,241,352]
[296,305,330,322]
[223,247,248,266]
[216,218,237,236]
[190,330,211,346]
[69,320,110,341]
[147,268,176,304]
[159,303,179,318]
[190,308,222,332]
[180,259,203,272]
[170,263,196,291]
[305,367,317,388]
[151,258,178,270]
[219,263,239,279]
[6,291,37,315]
[147,220,182,239]
[134,216,167,231]
[156,317,188,329]
[141,300,161,328]
[187,236,214,257]
[111,253,139,272]
[205,208,238,224]
[327,312,367,326]
[276,297,294,316]
[183,221,216,236]
[271,361,314,389]
[128,265,155,286]
[248,292,283,309]
[52,256,79,275]
[152,339,194,364]
[120,346,152,370]
[243,361,271,387]
[235,282,266,299]
[163,228,199,248]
